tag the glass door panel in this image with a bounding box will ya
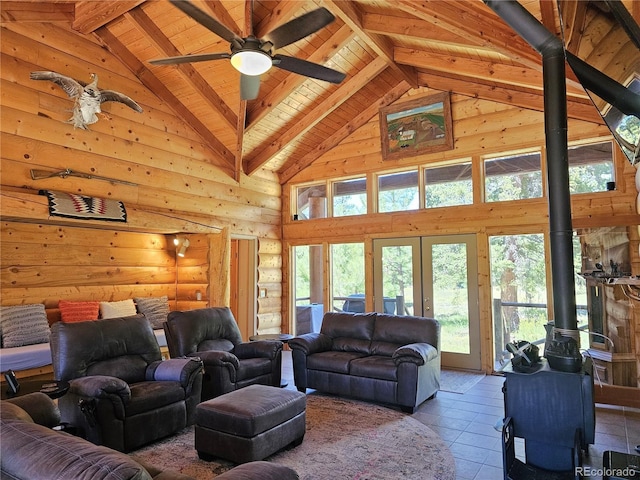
[373,235,480,370]
[373,238,421,315]
[422,236,480,369]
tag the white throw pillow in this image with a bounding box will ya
[99,299,137,319]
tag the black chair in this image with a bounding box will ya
[50,314,203,452]
[163,307,283,401]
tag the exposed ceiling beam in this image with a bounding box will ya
[416,71,602,124]
[73,0,144,34]
[361,11,485,48]
[395,46,547,92]
[244,56,390,175]
[279,80,412,184]
[324,0,418,89]
[390,0,542,70]
[538,0,559,36]
[96,25,236,175]
[0,1,74,23]
[234,0,252,182]
[126,7,238,131]
[395,46,588,98]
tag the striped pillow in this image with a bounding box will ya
[0,304,50,348]
[59,300,100,323]
[134,296,170,329]
[99,299,137,319]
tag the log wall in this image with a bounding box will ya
[0,22,283,332]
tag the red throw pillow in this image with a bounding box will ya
[58,300,100,323]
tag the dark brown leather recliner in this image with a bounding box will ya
[163,307,283,401]
[50,314,203,453]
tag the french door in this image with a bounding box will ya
[373,235,481,370]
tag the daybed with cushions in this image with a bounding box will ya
[0,297,172,377]
[289,311,441,413]
[1,392,299,480]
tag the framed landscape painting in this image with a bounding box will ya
[379,92,453,161]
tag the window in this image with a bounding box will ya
[567,141,614,194]
[489,233,547,368]
[331,243,365,312]
[484,152,542,202]
[293,245,324,335]
[378,170,419,213]
[332,178,367,217]
[425,162,473,208]
[295,184,327,220]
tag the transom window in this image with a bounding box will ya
[332,177,367,217]
[484,151,542,202]
[567,141,614,194]
[425,162,473,208]
[377,170,419,213]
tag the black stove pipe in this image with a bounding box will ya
[483,1,578,334]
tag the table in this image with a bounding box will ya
[1,380,70,400]
[249,334,294,387]
[249,334,294,343]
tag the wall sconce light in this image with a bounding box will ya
[174,237,190,257]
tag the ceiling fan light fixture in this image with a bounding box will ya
[230,50,272,76]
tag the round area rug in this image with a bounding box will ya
[131,393,455,480]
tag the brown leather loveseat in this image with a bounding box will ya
[289,311,441,413]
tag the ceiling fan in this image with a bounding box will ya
[150,0,346,100]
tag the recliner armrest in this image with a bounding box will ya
[69,375,131,401]
[146,357,204,387]
[3,392,61,428]
[392,342,438,366]
[195,350,241,370]
[233,340,283,359]
[289,333,333,355]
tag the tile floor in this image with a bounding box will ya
[281,350,640,480]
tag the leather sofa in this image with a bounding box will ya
[164,307,283,400]
[50,315,204,452]
[1,392,299,480]
[289,311,441,413]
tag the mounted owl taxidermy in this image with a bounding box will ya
[30,71,143,129]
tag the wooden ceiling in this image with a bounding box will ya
[2,0,628,184]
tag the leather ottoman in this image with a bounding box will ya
[195,384,306,464]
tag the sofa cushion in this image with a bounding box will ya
[349,355,398,381]
[1,420,153,480]
[307,351,367,374]
[370,314,438,355]
[59,300,100,323]
[134,297,170,329]
[126,381,186,417]
[0,304,50,348]
[237,357,274,381]
[321,312,375,354]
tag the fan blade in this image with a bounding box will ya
[149,52,230,66]
[274,55,346,84]
[240,74,261,100]
[262,7,335,50]
[170,0,240,44]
